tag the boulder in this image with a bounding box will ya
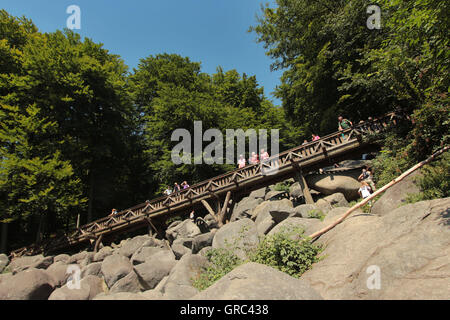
[118,235,152,258]
[198,246,213,257]
[134,253,177,290]
[0,272,13,284]
[93,292,147,300]
[9,254,53,274]
[81,262,103,278]
[48,275,104,300]
[53,254,70,264]
[230,197,264,222]
[323,193,349,208]
[256,216,277,237]
[267,217,322,239]
[252,199,293,225]
[109,270,142,294]
[130,246,166,265]
[290,204,320,218]
[248,187,267,200]
[191,231,216,254]
[166,219,201,243]
[0,253,9,273]
[153,276,169,293]
[371,171,421,216]
[45,262,71,287]
[162,253,209,299]
[289,182,304,199]
[315,199,333,214]
[203,214,220,229]
[171,239,192,260]
[101,254,133,288]
[93,246,113,262]
[264,190,289,201]
[301,198,450,300]
[0,268,55,300]
[306,170,362,201]
[141,289,164,300]
[191,262,322,300]
[68,252,88,264]
[212,218,259,260]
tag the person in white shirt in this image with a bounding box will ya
[358,181,373,208]
[238,154,246,168]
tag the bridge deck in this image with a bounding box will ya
[11,112,402,257]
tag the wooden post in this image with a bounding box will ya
[93,234,103,254]
[218,191,232,227]
[295,169,314,205]
[201,200,218,220]
[145,217,164,239]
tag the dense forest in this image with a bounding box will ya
[0,0,448,252]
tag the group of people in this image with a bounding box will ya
[164,181,190,196]
[358,166,376,207]
[237,148,270,169]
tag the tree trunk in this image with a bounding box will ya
[87,171,95,223]
[0,223,8,253]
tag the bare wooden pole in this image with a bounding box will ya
[93,234,103,254]
[307,146,449,240]
[218,191,232,227]
[201,200,218,219]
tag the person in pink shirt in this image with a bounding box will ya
[238,154,246,168]
[260,149,269,161]
[312,134,320,141]
[249,152,259,165]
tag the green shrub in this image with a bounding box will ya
[307,209,325,221]
[274,182,290,192]
[249,226,322,278]
[406,153,450,203]
[192,248,243,291]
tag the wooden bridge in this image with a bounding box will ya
[10,112,404,258]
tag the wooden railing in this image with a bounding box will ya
[10,112,403,257]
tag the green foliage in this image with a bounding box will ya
[273,182,290,192]
[250,226,322,278]
[192,248,243,291]
[192,226,322,290]
[406,153,450,203]
[307,209,326,221]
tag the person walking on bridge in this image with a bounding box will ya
[238,154,246,168]
[260,149,269,162]
[338,116,353,139]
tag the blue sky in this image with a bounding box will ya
[1,0,283,105]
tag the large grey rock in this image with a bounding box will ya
[323,193,349,208]
[301,198,450,300]
[248,187,267,200]
[264,190,289,201]
[93,292,147,300]
[135,253,177,290]
[267,217,322,239]
[0,253,9,273]
[256,216,277,237]
[253,199,293,225]
[306,169,362,201]
[48,275,104,300]
[110,270,142,293]
[372,171,421,216]
[171,238,193,260]
[0,272,13,284]
[0,268,55,300]
[130,246,166,265]
[291,204,320,218]
[166,219,201,243]
[93,246,113,262]
[45,262,71,287]
[230,197,264,222]
[118,235,152,258]
[162,253,209,299]
[101,254,133,288]
[289,182,304,199]
[141,289,164,300]
[191,262,322,300]
[212,218,259,260]
[81,262,103,278]
[53,254,70,264]
[9,254,53,274]
[68,251,88,264]
[192,231,216,254]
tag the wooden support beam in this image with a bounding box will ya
[93,234,103,254]
[201,200,218,220]
[145,217,164,239]
[218,191,232,227]
[295,169,314,205]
